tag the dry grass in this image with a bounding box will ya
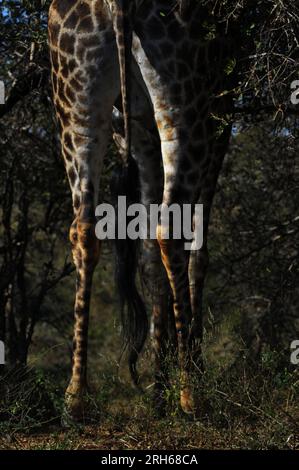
[0,268,298,450]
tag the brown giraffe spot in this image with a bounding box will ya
[68,58,78,72]
[80,203,94,222]
[81,35,101,49]
[74,133,87,148]
[60,32,75,55]
[73,156,79,172]
[64,10,79,30]
[78,16,93,33]
[61,64,69,79]
[73,114,88,128]
[94,2,108,24]
[86,65,98,77]
[77,94,87,105]
[63,148,73,162]
[54,0,72,19]
[76,45,86,63]
[68,166,77,187]
[74,194,80,211]
[50,49,59,72]
[66,85,75,102]
[49,22,60,47]
[69,78,82,92]
[76,1,90,18]
[74,70,85,83]
[86,48,101,62]
[103,29,114,42]
[57,118,63,135]
[115,14,123,32]
[52,74,58,93]
[64,132,74,151]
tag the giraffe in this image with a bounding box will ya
[48,0,236,420]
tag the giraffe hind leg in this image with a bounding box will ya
[63,130,119,423]
[48,0,121,422]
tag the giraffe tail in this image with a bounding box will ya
[112,2,147,386]
[113,0,133,164]
[111,157,148,388]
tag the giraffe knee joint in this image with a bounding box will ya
[69,224,78,247]
[77,222,100,262]
[77,222,96,248]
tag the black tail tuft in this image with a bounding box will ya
[111,157,148,387]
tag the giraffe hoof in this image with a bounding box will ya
[64,395,85,422]
[63,383,89,425]
[61,406,81,428]
[180,388,197,415]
